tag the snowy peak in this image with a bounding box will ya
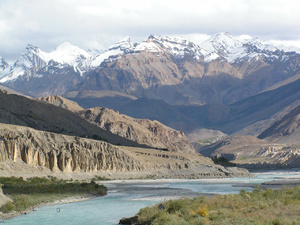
[1,32,300,83]
[0,42,93,83]
[199,32,244,62]
[17,44,47,66]
[0,45,48,83]
[0,57,11,79]
[47,42,91,65]
[109,36,132,51]
[198,32,297,63]
[133,35,202,60]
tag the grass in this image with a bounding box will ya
[135,185,300,225]
[0,176,107,214]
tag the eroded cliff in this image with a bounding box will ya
[0,124,250,179]
[0,124,144,173]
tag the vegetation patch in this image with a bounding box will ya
[0,176,107,214]
[134,186,300,225]
[212,156,237,167]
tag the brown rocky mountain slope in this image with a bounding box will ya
[38,95,195,153]
[196,135,300,170]
[258,104,300,144]
[38,95,84,112]
[79,107,195,153]
[72,76,300,137]
[0,90,144,147]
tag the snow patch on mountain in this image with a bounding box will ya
[91,49,123,67]
[109,36,132,51]
[90,37,133,67]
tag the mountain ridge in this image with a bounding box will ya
[1,32,300,84]
[1,32,300,140]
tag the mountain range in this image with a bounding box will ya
[1,32,300,140]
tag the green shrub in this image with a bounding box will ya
[133,185,300,225]
[0,201,16,213]
[0,176,107,214]
[167,199,187,214]
[137,206,162,225]
[152,213,190,225]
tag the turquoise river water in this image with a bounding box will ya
[3,171,300,225]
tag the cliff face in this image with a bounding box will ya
[0,124,144,173]
[0,123,250,179]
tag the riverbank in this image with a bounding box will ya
[121,185,300,225]
[0,177,107,220]
[0,195,94,220]
[4,171,300,225]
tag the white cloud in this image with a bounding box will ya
[1,0,300,62]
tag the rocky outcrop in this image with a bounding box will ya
[37,95,84,112]
[0,124,144,173]
[78,107,195,153]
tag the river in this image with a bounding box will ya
[3,170,300,225]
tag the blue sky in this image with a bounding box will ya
[1,0,300,62]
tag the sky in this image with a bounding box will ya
[1,0,300,62]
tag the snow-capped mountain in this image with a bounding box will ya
[1,32,300,106]
[0,44,48,82]
[0,42,94,83]
[99,32,299,64]
[1,32,300,84]
[198,32,295,63]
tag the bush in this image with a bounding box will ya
[0,176,107,214]
[133,185,300,225]
[197,206,209,217]
[0,201,16,213]
[152,213,190,225]
[167,199,186,214]
[137,206,162,224]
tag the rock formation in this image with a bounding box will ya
[0,124,144,173]
[37,95,84,112]
[0,123,250,178]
